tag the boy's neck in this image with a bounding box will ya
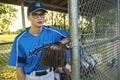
[29,26,42,36]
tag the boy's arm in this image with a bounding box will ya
[60,37,70,44]
[16,67,25,80]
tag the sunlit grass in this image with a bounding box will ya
[0,34,17,42]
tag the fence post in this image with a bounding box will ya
[92,17,97,54]
[118,0,120,80]
[21,0,26,29]
[68,0,80,80]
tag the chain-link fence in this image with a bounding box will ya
[0,0,119,80]
[0,42,17,80]
[76,0,119,80]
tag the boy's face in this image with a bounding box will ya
[27,10,46,28]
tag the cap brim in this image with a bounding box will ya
[31,8,48,13]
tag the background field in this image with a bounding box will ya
[0,34,17,42]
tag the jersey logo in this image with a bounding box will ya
[28,43,51,57]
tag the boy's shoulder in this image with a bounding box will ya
[14,29,28,40]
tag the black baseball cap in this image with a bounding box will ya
[27,1,48,15]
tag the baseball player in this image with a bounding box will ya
[8,1,69,80]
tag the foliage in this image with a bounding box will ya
[15,29,23,34]
[77,8,117,36]
[0,3,18,33]
[95,8,117,33]
[45,11,69,31]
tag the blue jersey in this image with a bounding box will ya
[8,26,69,74]
[66,48,87,60]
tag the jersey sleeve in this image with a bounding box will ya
[8,38,26,67]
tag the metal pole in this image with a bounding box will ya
[64,13,66,30]
[92,17,96,40]
[52,11,53,26]
[92,17,97,54]
[68,0,80,80]
[117,0,120,80]
[21,0,25,29]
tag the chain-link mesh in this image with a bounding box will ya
[0,43,17,80]
[77,0,118,80]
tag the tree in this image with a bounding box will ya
[0,3,18,33]
[45,11,69,31]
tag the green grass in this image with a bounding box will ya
[0,34,17,42]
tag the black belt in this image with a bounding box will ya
[28,68,52,76]
[35,71,47,76]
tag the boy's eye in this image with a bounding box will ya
[32,13,38,16]
[31,12,45,19]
